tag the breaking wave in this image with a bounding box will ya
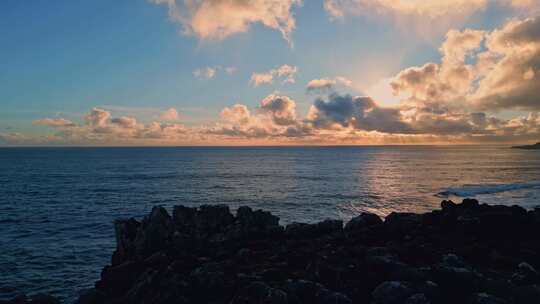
[437,182,540,197]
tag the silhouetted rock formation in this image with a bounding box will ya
[12,199,528,304]
[512,143,540,150]
[74,199,540,304]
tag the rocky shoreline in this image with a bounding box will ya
[3,199,540,304]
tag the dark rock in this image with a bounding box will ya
[236,206,281,237]
[75,288,104,304]
[133,206,174,257]
[231,282,287,304]
[172,205,197,228]
[112,218,140,265]
[195,204,234,233]
[512,262,539,286]
[319,291,352,304]
[285,280,326,303]
[462,198,480,209]
[513,285,540,304]
[385,213,423,236]
[75,202,540,304]
[405,293,431,304]
[468,293,508,304]
[441,200,457,211]
[344,212,382,235]
[371,281,414,304]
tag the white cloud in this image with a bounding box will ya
[193,66,237,80]
[33,118,76,128]
[150,0,302,45]
[193,67,217,80]
[306,76,353,92]
[159,108,180,121]
[250,64,298,86]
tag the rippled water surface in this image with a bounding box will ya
[1,146,540,301]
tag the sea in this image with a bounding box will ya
[1,145,539,301]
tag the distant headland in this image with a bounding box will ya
[513,143,540,150]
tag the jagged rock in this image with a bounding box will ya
[195,204,234,233]
[231,282,288,304]
[344,212,382,235]
[512,262,539,286]
[441,200,457,211]
[172,205,197,228]
[405,293,431,304]
[431,254,481,299]
[513,285,540,304]
[285,280,326,303]
[112,218,140,265]
[371,281,414,304]
[385,213,423,236]
[133,206,174,257]
[95,261,145,296]
[462,198,480,209]
[319,291,352,304]
[468,293,508,304]
[74,200,540,304]
[236,206,281,237]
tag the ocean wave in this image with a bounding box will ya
[437,182,540,197]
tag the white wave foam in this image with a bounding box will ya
[437,182,540,197]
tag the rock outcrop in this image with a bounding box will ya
[73,200,540,304]
[6,200,537,304]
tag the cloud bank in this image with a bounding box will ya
[5,16,539,146]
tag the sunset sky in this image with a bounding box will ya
[1,0,540,145]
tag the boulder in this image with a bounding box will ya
[371,281,414,304]
[512,262,539,286]
[405,293,431,304]
[469,293,508,304]
[231,282,288,304]
[195,204,234,233]
[133,206,174,257]
[112,218,140,265]
[344,213,382,235]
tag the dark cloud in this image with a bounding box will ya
[309,94,413,133]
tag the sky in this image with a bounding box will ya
[1,0,539,146]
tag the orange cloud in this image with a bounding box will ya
[151,0,302,44]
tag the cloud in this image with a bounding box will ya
[193,66,237,80]
[209,94,307,139]
[307,94,412,133]
[150,0,302,44]
[85,108,111,128]
[159,108,180,121]
[471,17,540,111]
[193,67,217,80]
[388,16,540,113]
[111,116,138,129]
[323,0,539,37]
[324,0,486,19]
[33,118,76,128]
[324,0,539,19]
[306,76,352,93]
[220,104,252,125]
[250,64,298,86]
[259,94,297,125]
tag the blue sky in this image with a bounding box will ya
[1,0,539,145]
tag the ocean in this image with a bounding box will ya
[1,145,539,301]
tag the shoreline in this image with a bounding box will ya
[3,199,540,304]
